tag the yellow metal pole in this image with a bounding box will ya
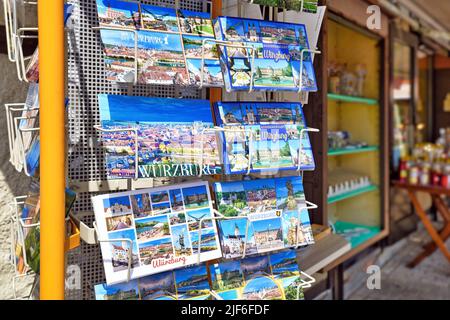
[38,0,66,299]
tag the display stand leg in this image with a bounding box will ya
[406,191,450,268]
[330,264,344,300]
[38,0,66,300]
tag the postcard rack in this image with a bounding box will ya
[2,0,38,82]
[4,102,40,176]
[60,0,323,300]
[8,196,38,300]
[8,192,82,299]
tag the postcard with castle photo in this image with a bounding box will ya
[100,29,136,83]
[98,95,222,180]
[210,260,245,292]
[96,0,141,30]
[92,181,221,285]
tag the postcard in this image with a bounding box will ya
[25,48,39,83]
[246,0,319,13]
[242,275,285,300]
[213,102,314,174]
[137,30,189,85]
[95,263,213,300]
[95,280,140,300]
[214,177,314,258]
[98,94,222,180]
[19,83,39,152]
[208,249,302,300]
[174,264,211,300]
[138,271,177,300]
[140,4,178,32]
[214,16,317,92]
[100,29,136,83]
[96,0,140,29]
[92,181,221,285]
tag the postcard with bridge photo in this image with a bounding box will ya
[92,181,221,285]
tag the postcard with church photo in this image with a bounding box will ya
[217,217,258,259]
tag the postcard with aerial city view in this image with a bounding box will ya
[94,264,213,300]
[98,94,222,180]
[214,177,314,259]
[92,181,221,285]
[213,102,315,174]
[207,250,302,300]
[95,1,223,87]
[214,16,317,91]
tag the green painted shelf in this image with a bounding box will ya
[333,221,381,248]
[328,185,379,204]
[328,146,379,156]
[328,93,379,105]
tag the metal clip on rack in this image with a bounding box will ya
[94,125,140,181]
[92,26,139,85]
[199,39,257,91]
[4,103,40,175]
[297,127,320,174]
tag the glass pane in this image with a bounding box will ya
[392,41,413,172]
[393,42,412,100]
[416,50,430,143]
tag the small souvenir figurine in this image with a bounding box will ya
[355,64,368,97]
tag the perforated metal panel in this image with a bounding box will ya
[65,0,210,300]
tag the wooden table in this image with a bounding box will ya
[392,181,450,267]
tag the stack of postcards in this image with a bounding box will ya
[92,181,222,285]
[214,16,318,92]
[95,0,223,86]
[98,94,222,179]
[213,102,315,174]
